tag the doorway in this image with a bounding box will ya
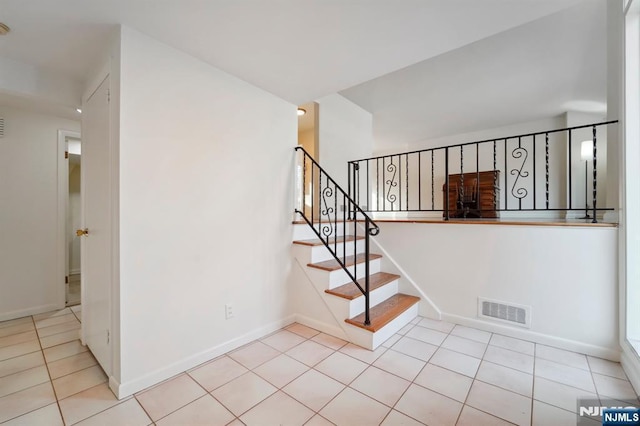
[297,102,319,218]
[67,136,82,306]
[58,129,81,310]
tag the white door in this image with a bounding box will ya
[81,75,112,375]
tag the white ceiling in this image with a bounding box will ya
[340,0,608,150]
[0,91,81,121]
[0,0,607,149]
[0,0,582,106]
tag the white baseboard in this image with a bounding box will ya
[113,315,296,399]
[108,376,122,399]
[621,342,640,394]
[0,303,63,322]
[441,313,620,361]
[294,313,348,340]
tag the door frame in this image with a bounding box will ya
[620,0,640,392]
[57,129,81,310]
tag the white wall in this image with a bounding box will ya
[607,0,625,222]
[372,222,619,357]
[402,116,565,154]
[289,259,346,337]
[317,94,373,188]
[116,27,297,396]
[0,105,80,319]
[68,159,81,274]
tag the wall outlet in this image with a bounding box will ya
[225,304,234,319]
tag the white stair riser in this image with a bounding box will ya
[328,259,381,289]
[308,239,365,263]
[345,302,419,350]
[324,280,399,320]
[348,280,398,318]
[301,258,381,290]
[292,224,321,240]
[291,242,365,268]
[292,223,352,241]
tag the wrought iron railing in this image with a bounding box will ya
[348,121,618,223]
[295,146,379,325]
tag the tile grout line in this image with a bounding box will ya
[33,314,67,425]
[588,352,607,411]
[212,335,311,423]
[179,370,238,424]
[0,330,39,349]
[35,322,81,338]
[46,362,100,384]
[67,396,128,425]
[133,393,162,424]
[58,382,129,426]
[0,342,53,421]
[256,333,344,423]
[41,345,91,369]
[279,362,345,414]
[381,318,459,424]
[33,310,112,424]
[454,329,493,425]
[276,333,365,421]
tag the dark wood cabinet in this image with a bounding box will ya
[442,170,500,218]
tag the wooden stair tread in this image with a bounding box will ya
[307,253,382,271]
[325,272,400,300]
[345,294,420,332]
[293,235,365,246]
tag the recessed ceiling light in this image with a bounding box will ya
[297,108,306,116]
[76,108,82,113]
[0,23,10,36]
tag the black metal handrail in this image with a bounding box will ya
[295,146,379,326]
[348,120,618,223]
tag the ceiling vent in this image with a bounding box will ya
[478,297,531,328]
[0,117,4,137]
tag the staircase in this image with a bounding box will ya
[291,218,420,350]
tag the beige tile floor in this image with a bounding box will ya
[0,308,637,425]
